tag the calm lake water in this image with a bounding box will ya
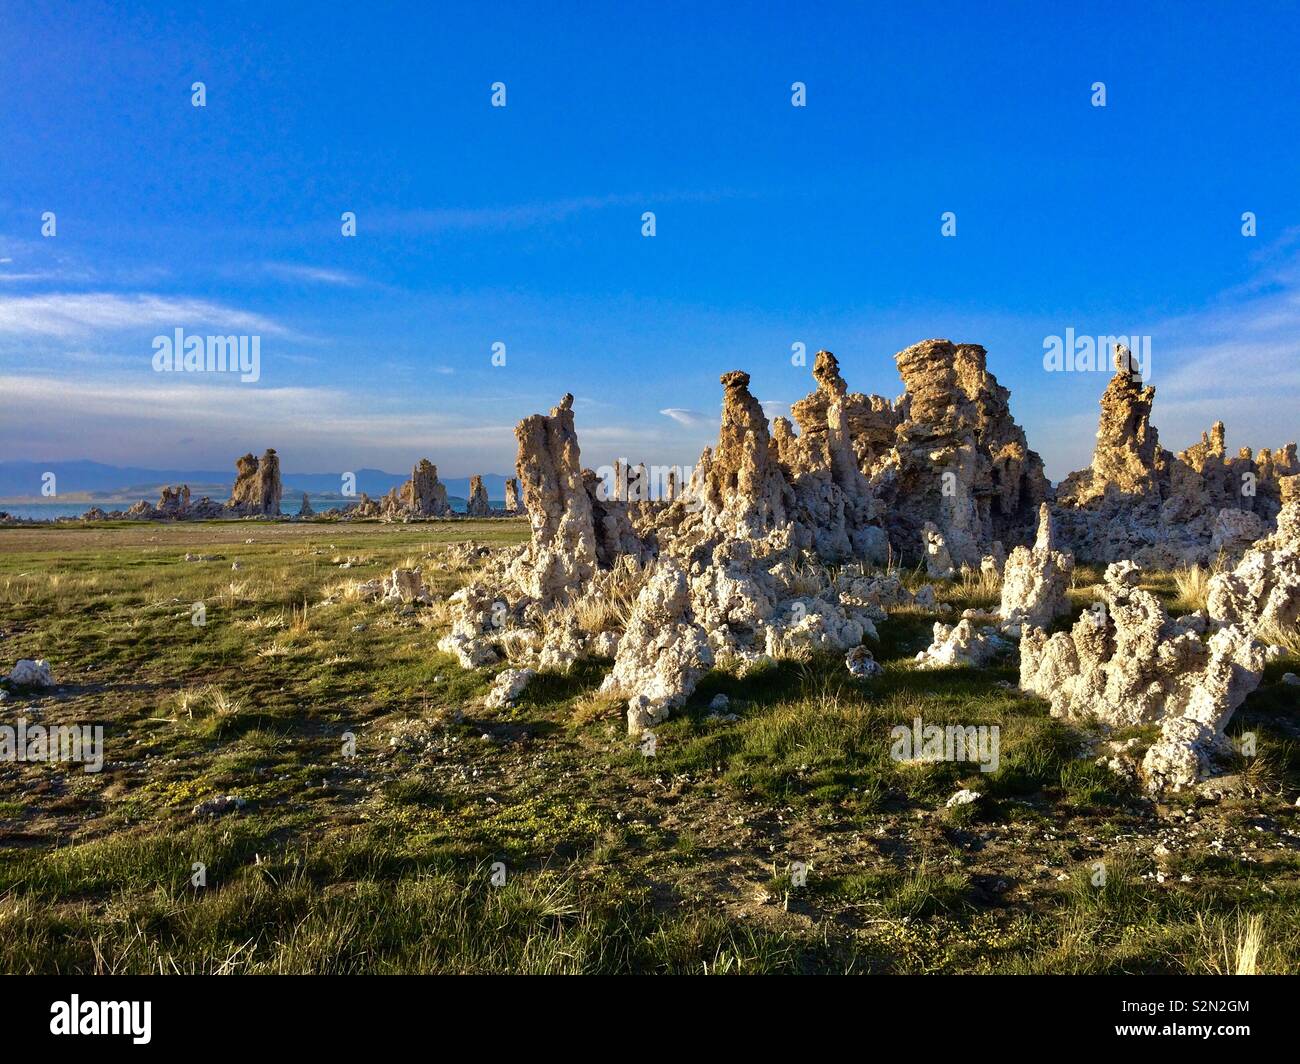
[0,501,136,521]
[0,500,506,521]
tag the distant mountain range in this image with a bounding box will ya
[0,460,510,504]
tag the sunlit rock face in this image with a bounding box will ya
[998,504,1074,630]
[226,449,282,517]
[1053,347,1298,566]
[857,339,1050,569]
[602,560,713,736]
[510,393,600,601]
[1020,562,1265,794]
[1207,500,1300,637]
[402,459,451,516]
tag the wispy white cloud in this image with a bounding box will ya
[1133,242,1300,453]
[0,371,712,475]
[372,195,645,235]
[0,272,64,283]
[659,407,715,429]
[0,236,170,287]
[370,190,736,235]
[0,292,290,339]
[261,262,365,287]
[0,373,515,470]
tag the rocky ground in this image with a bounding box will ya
[1,519,1298,974]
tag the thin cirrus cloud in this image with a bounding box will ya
[659,402,791,431]
[0,292,290,339]
[1026,239,1300,476]
[0,373,519,469]
[0,368,718,473]
[368,195,644,235]
[1152,243,1300,408]
[259,262,365,287]
[658,407,715,429]
[368,190,736,236]
[0,271,67,284]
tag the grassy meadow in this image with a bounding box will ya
[0,519,1298,974]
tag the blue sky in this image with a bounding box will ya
[2,0,1299,481]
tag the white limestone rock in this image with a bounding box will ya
[916,619,1011,668]
[382,567,431,605]
[922,521,956,579]
[1207,501,1300,637]
[1020,562,1266,793]
[998,503,1074,630]
[601,561,714,735]
[485,668,536,709]
[5,659,53,688]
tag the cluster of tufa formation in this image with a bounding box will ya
[69,447,526,525]
[82,450,282,521]
[356,459,480,522]
[400,459,451,517]
[439,347,1046,738]
[1020,562,1266,793]
[227,449,283,517]
[1054,347,1298,566]
[871,340,1050,568]
[1207,500,1300,637]
[391,339,1294,793]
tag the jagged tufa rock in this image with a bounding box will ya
[436,584,504,668]
[916,618,1011,668]
[5,659,54,687]
[1055,348,1298,565]
[876,339,1049,567]
[1207,500,1300,637]
[402,459,451,516]
[510,394,599,600]
[776,350,885,561]
[998,503,1074,630]
[660,361,888,564]
[1020,561,1266,792]
[157,484,190,516]
[695,370,794,541]
[485,667,536,709]
[466,476,491,516]
[226,449,282,517]
[601,560,713,735]
[922,522,955,579]
[845,645,883,679]
[382,568,431,604]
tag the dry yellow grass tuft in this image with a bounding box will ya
[1172,562,1216,613]
[171,684,244,722]
[959,562,1001,599]
[1257,620,1300,655]
[1201,912,1265,975]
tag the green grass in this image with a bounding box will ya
[1,521,1299,973]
